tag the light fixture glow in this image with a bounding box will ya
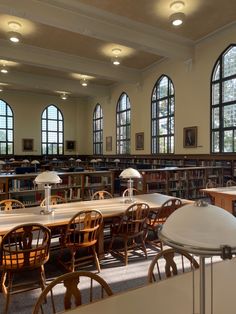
[0,66,8,74]
[80,79,88,87]
[170,1,185,11]
[169,12,185,26]
[111,48,122,66]
[60,92,68,100]
[8,31,21,43]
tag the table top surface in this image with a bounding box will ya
[62,258,236,314]
[0,193,191,235]
[201,186,236,196]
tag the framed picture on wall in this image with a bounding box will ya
[135,132,144,150]
[66,140,76,151]
[106,136,112,151]
[22,138,34,151]
[183,126,197,148]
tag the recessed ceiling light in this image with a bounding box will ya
[169,12,185,26]
[111,48,122,66]
[1,66,8,74]
[80,79,88,87]
[8,31,21,43]
[170,1,185,11]
[60,92,68,100]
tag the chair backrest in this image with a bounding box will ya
[0,223,51,270]
[147,248,199,283]
[40,195,66,207]
[226,179,236,187]
[206,179,217,188]
[148,198,182,227]
[0,199,25,211]
[117,203,150,235]
[91,190,113,200]
[122,188,141,198]
[62,210,103,248]
[32,270,113,314]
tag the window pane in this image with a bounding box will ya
[0,143,6,154]
[223,79,236,102]
[158,100,168,117]
[7,117,13,129]
[157,76,168,98]
[223,130,233,152]
[223,104,236,127]
[116,94,130,154]
[7,143,13,154]
[212,107,220,129]
[159,118,168,135]
[8,130,13,141]
[213,62,220,81]
[0,116,6,128]
[0,130,6,141]
[212,131,219,152]
[212,83,219,105]
[0,102,6,115]
[223,46,236,78]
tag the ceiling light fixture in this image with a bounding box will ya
[8,21,22,43]
[111,48,122,66]
[0,65,8,74]
[169,12,185,26]
[80,79,88,87]
[169,1,185,26]
[60,92,68,100]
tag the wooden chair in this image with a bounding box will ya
[40,195,66,207]
[226,179,236,187]
[147,248,199,283]
[58,209,103,272]
[146,198,183,250]
[0,223,51,314]
[91,190,113,200]
[122,188,141,198]
[32,270,113,314]
[109,202,150,265]
[0,199,25,211]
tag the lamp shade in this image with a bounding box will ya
[69,157,75,161]
[90,159,97,163]
[22,159,30,163]
[34,171,62,184]
[0,160,6,164]
[160,202,236,256]
[114,159,120,163]
[76,159,82,162]
[31,160,40,164]
[119,168,141,179]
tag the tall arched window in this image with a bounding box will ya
[211,45,236,153]
[0,99,13,155]
[93,103,103,155]
[151,75,174,154]
[116,92,131,154]
[41,105,64,155]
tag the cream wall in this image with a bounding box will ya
[86,24,236,156]
[1,24,236,157]
[1,90,84,155]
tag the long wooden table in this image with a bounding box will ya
[0,193,192,255]
[62,258,236,314]
[201,187,236,214]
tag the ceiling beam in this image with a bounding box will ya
[0,39,140,83]
[0,69,110,97]
[0,0,194,59]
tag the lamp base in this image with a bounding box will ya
[40,208,54,215]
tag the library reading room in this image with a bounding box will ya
[1,1,236,314]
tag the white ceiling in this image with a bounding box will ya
[0,0,236,99]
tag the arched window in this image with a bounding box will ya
[211,45,236,153]
[0,100,13,155]
[93,104,103,155]
[41,105,64,155]
[151,75,174,154]
[116,93,131,154]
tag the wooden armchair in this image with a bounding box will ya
[58,209,103,272]
[0,199,25,211]
[109,202,150,265]
[32,271,113,314]
[147,248,199,283]
[146,198,182,249]
[91,190,113,200]
[0,223,51,314]
[40,195,66,207]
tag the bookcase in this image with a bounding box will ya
[0,170,114,207]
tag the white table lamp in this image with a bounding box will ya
[119,168,141,203]
[34,171,62,215]
[114,158,120,168]
[31,159,40,172]
[159,200,236,314]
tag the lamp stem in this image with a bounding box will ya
[199,256,206,314]
[44,184,51,214]
[128,178,133,202]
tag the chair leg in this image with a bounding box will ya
[92,246,101,273]
[124,239,128,265]
[39,265,46,291]
[3,271,13,314]
[141,237,148,259]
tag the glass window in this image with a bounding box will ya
[41,105,64,155]
[211,45,236,153]
[151,75,175,154]
[0,100,13,155]
[93,104,103,155]
[116,93,131,154]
